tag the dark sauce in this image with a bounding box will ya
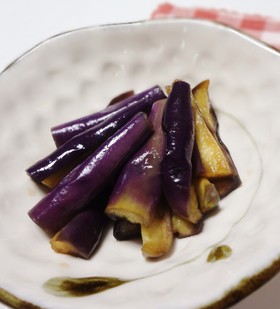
[207,245,232,262]
[0,287,43,309]
[43,276,129,297]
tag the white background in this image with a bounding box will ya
[0,1,279,309]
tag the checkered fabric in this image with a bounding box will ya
[151,3,280,50]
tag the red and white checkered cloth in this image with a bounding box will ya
[151,3,280,50]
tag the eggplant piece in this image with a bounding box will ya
[28,112,153,236]
[108,90,134,106]
[161,81,198,222]
[186,184,202,223]
[26,98,155,185]
[165,85,172,95]
[105,99,166,226]
[141,200,173,258]
[206,109,241,198]
[211,176,241,199]
[41,159,82,189]
[193,81,241,197]
[193,103,234,178]
[113,219,141,241]
[51,85,165,146]
[192,80,217,132]
[172,213,203,238]
[194,178,220,214]
[192,102,241,197]
[50,194,109,259]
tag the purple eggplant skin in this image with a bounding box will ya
[50,194,108,259]
[113,219,141,241]
[51,85,165,147]
[105,99,166,226]
[28,112,153,236]
[26,98,155,184]
[161,81,195,221]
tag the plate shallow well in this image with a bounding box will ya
[0,19,280,309]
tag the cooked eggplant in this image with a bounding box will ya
[28,113,153,236]
[141,200,173,258]
[194,178,220,213]
[193,103,234,178]
[192,90,241,197]
[162,81,199,222]
[26,80,242,260]
[105,100,166,226]
[192,80,217,132]
[26,98,155,185]
[172,212,203,238]
[113,219,141,241]
[210,176,241,199]
[41,160,83,189]
[51,85,165,146]
[50,194,108,259]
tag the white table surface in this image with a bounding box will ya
[0,1,279,309]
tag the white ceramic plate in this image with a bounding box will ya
[0,19,279,309]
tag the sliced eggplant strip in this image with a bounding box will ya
[27,97,155,185]
[193,80,241,197]
[51,85,165,146]
[141,200,173,258]
[105,100,166,226]
[193,103,235,178]
[28,113,153,236]
[162,81,195,221]
[211,175,242,199]
[192,80,217,132]
[50,194,108,259]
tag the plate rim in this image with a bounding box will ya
[1,254,280,309]
[1,18,279,76]
[203,257,280,309]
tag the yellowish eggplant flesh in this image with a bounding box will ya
[192,79,217,132]
[141,201,173,258]
[195,178,220,214]
[193,104,234,178]
[172,212,203,238]
[193,80,241,198]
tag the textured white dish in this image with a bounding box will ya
[0,19,280,309]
